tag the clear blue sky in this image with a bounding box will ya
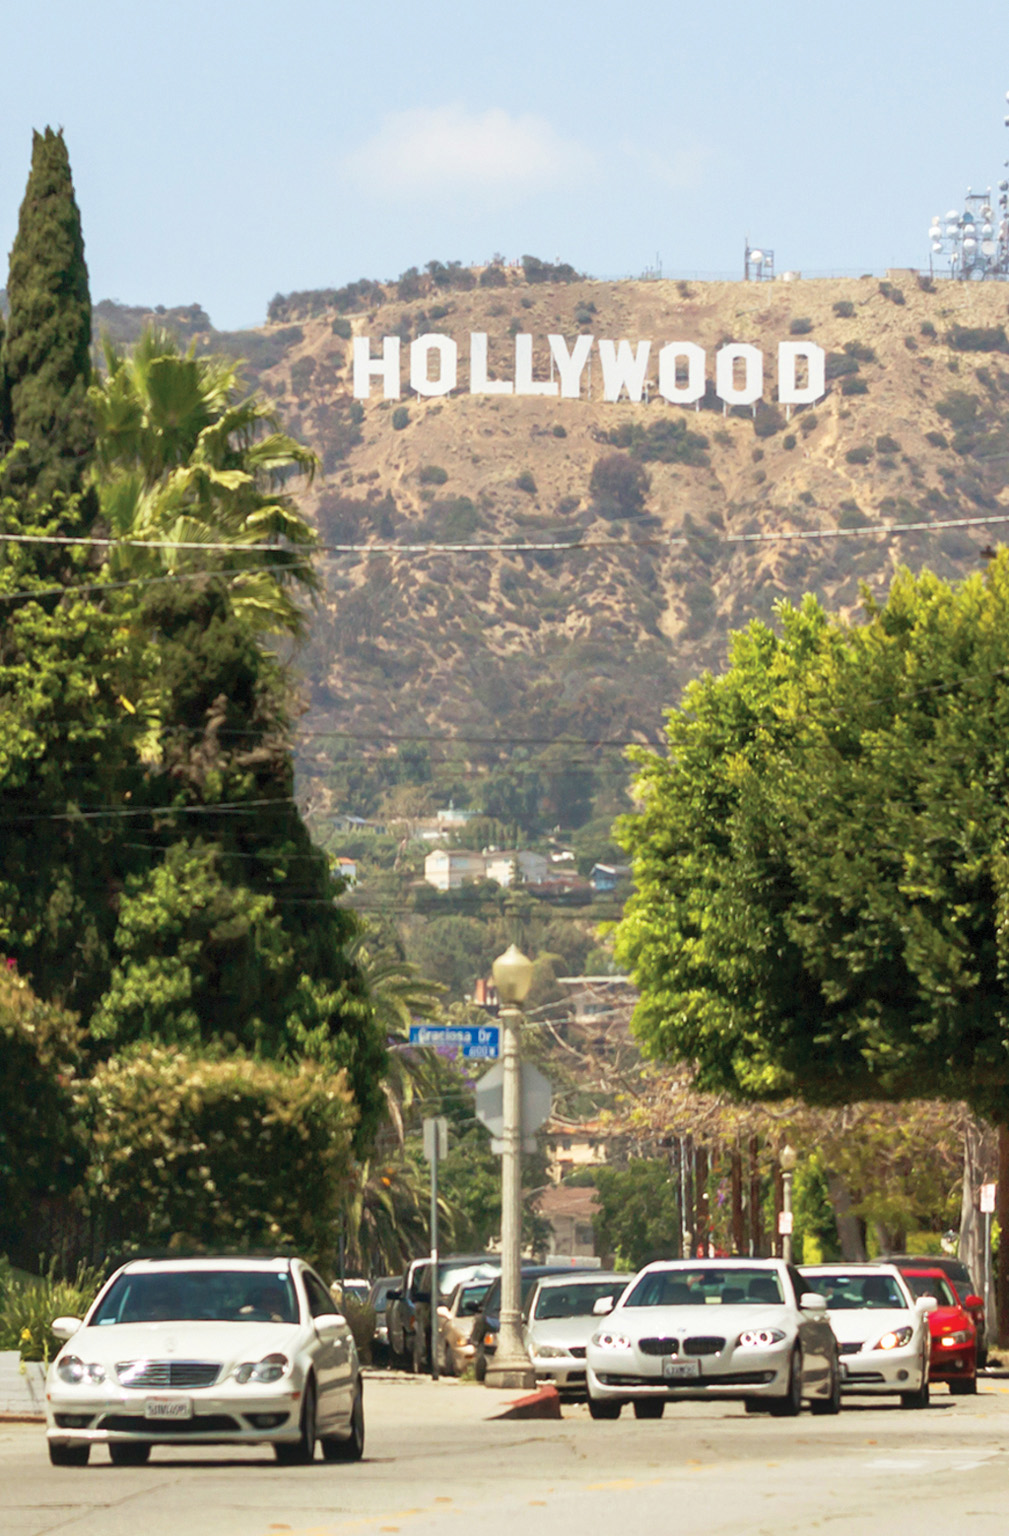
[2,0,1007,330]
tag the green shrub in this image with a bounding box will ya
[841,376,868,395]
[331,317,353,340]
[429,304,450,321]
[904,336,918,351]
[925,429,949,449]
[392,406,410,431]
[789,317,813,335]
[522,254,579,284]
[799,413,819,435]
[920,320,936,338]
[340,1296,376,1365]
[78,1046,357,1268]
[602,417,709,466]
[876,434,901,454]
[879,281,905,305]
[479,264,507,288]
[833,300,855,318]
[589,454,650,519]
[515,470,537,494]
[552,424,567,438]
[935,390,979,428]
[782,434,797,450]
[846,445,873,465]
[419,464,448,486]
[556,494,580,514]
[838,500,869,527]
[825,351,859,380]
[0,1258,106,1361]
[290,356,316,394]
[945,324,1008,353]
[844,340,876,363]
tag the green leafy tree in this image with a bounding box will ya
[616,557,1009,1117]
[591,1159,681,1269]
[1,129,94,503]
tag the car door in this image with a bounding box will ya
[302,1269,352,1430]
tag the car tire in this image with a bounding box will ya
[474,1349,487,1383]
[949,1377,978,1396]
[322,1382,365,1462]
[769,1349,803,1417]
[588,1397,622,1420]
[900,1378,930,1409]
[810,1356,842,1416]
[109,1443,151,1466]
[275,1377,317,1464]
[633,1399,664,1419]
[440,1344,456,1377]
[48,1442,90,1467]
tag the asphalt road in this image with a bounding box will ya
[4,1378,1009,1536]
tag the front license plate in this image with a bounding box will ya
[662,1358,700,1380]
[144,1396,192,1420]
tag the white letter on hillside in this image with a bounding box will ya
[657,342,706,405]
[470,333,513,395]
[514,335,558,396]
[410,334,458,397]
[353,336,401,399]
[777,341,826,405]
[547,334,593,398]
[598,339,652,402]
[715,343,763,405]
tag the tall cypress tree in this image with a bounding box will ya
[1,128,94,505]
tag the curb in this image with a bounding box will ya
[487,1385,562,1421]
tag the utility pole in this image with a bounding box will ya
[422,1115,447,1380]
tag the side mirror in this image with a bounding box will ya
[386,1288,402,1302]
[593,1295,615,1316]
[313,1311,347,1334]
[436,1305,451,1319]
[964,1294,984,1310]
[915,1296,937,1313]
[800,1293,827,1312]
[51,1316,82,1341]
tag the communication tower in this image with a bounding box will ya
[744,242,774,281]
[927,91,1009,278]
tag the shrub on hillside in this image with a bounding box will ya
[392,406,410,431]
[935,390,980,428]
[602,417,709,466]
[844,340,876,363]
[833,300,855,318]
[515,470,537,494]
[825,352,859,380]
[419,464,448,486]
[522,254,580,284]
[841,376,868,395]
[846,445,873,465]
[331,318,352,340]
[589,454,650,519]
[946,324,1008,353]
[753,403,786,438]
[478,263,508,288]
[789,317,814,335]
[876,434,901,454]
[920,321,937,339]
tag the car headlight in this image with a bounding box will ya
[533,1345,573,1359]
[55,1356,106,1385]
[233,1353,289,1384]
[873,1327,914,1351]
[737,1329,786,1348]
[592,1331,632,1350]
[940,1331,971,1347]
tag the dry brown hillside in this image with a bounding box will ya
[183,269,1009,826]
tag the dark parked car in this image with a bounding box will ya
[388,1255,498,1372]
[888,1255,987,1367]
[368,1274,400,1361]
[472,1262,599,1381]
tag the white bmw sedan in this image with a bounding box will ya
[798,1263,934,1408]
[45,1256,364,1467]
[585,1259,840,1419]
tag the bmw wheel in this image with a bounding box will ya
[588,1397,622,1420]
[769,1349,803,1417]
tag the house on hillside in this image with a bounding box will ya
[589,862,632,893]
[331,856,358,886]
[533,1184,600,1261]
[423,848,487,892]
[544,1119,616,1184]
[483,849,548,887]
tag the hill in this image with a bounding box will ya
[94,267,1009,980]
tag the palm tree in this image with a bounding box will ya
[90,327,319,634]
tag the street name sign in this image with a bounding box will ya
[409,1023,500,1059]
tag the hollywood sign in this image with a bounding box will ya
[352,334,826,406]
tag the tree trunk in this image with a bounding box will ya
[824,1170,867,1261]
[959,1116,984,1290]
[748,1136,762,1256]
[695,1144,709,1257]
[730,1145,745,1256]
[998,1125,1009,1347]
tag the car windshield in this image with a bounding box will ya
[533,1282,623,1320]
[456,1283,490,1315]
[90,1270,299,1326]
[801,1273,907,1310]
[903,1274,957,1307]
[623,1267,785,1308]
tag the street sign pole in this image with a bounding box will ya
[422,1116,448,1381]
[980,1181,997,1338]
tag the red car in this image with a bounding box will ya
[900,1268,977,1395]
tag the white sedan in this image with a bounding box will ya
[585,1259,840,1419]
[45,1256,364,1466]
[798,1263,934,1407]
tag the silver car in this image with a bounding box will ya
[586,1259,840,1419]
[524,1273,629,1395]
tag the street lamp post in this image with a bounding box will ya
[485,943,536,1391]
[779,1144,797,1265]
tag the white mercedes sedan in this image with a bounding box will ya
[585,1259,840,1419]
[798,1263,934,1408]
[45,1256,364,1466]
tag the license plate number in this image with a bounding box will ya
[144,1397,192,1420]
[662,1358,700,1379]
